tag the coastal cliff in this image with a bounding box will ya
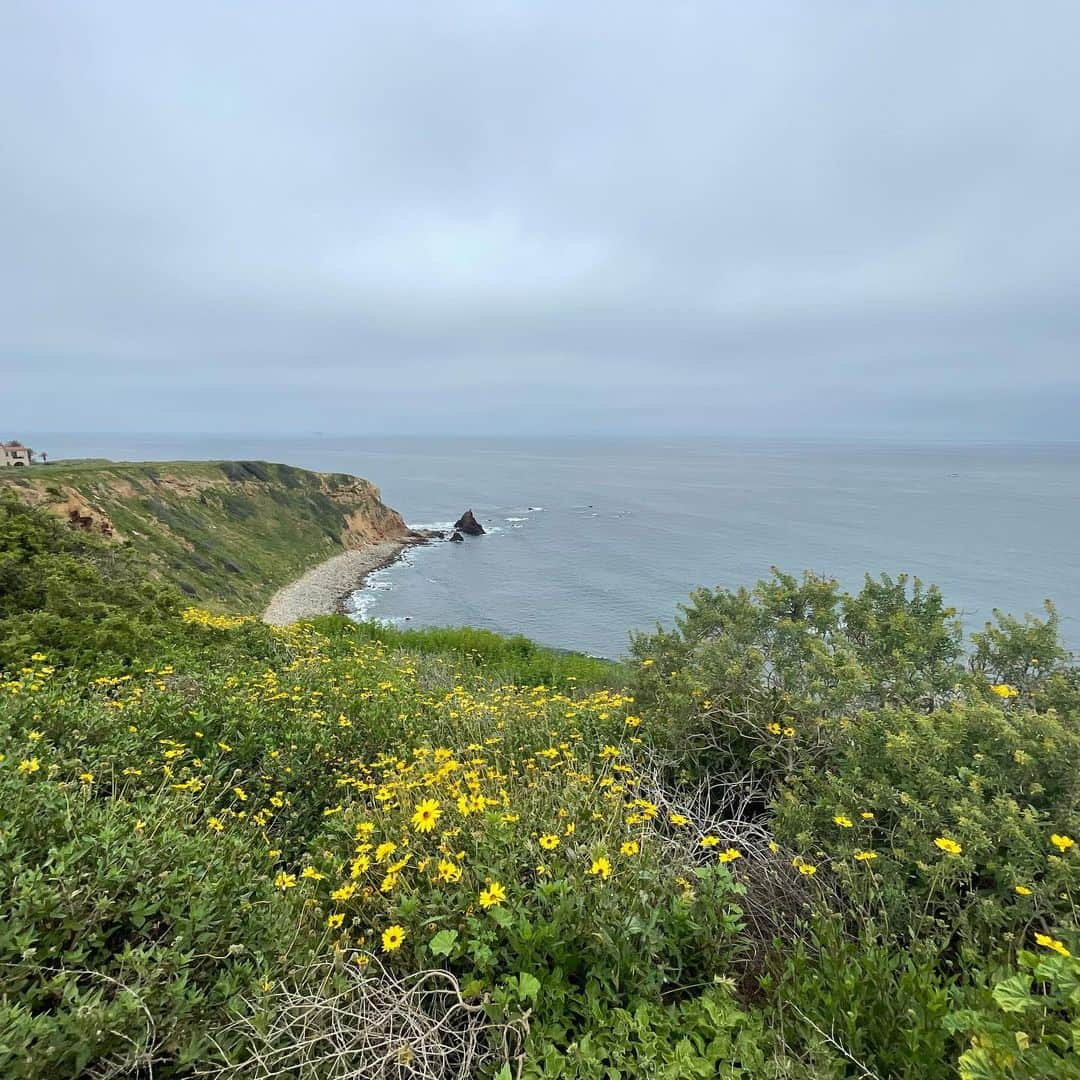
[0,459,411,611]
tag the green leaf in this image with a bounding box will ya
[428,929,458,957]
[518,971,541,1002]
[488,905,513,929]
[991,973,1035,1014]
[958,1046,1000,1080]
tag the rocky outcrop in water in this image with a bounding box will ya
[448,530,464,542]
[453,509,485,536]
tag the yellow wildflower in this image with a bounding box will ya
[479,881,507,908]
[588,857,612,880]
[436,859,462,883]
[539,833,560,850]
[207,817,224,832]
[854,851,877,862]
[327,913,345,929]
[381,924,406,952]
[1050,834,1074,853]
[1014,885,1033,896]
[833,815,854,828]
[1034,933,1071,957]
[675,875,695,899]
[934,837,963,856]
[274,872,297,890]
[718,847,741,863]
[990,683,1018,698]
[411,798,441,833]
[620,840,640,857]
[18,757,40,773]
[700,835,720,848]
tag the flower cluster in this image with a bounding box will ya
[181,607,252,631]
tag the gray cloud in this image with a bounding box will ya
[2,1,1078,437]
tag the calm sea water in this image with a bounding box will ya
[29,434,1080,655]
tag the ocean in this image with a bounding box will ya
[28,434,1080,655]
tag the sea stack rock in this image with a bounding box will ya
[448,530,464,542]
[453,509,485,536]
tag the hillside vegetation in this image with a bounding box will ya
[0,495,1077,1079]
[0,459,409,611]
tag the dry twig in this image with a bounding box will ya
[205,953,525,1079]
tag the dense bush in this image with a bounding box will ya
[765,916,957,1080]
[630,570,1079,1077]
[774,698,1079,948]
[0,494,181,672]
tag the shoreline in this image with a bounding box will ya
[261,539,413,626]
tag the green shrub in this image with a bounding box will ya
[766,916,958,1079]
[631,570,1078,947]
[0,494,181,673]
[0,763,308,1077]
[522,983,775,1078]
[774,698,1080,947]
[945,949,1080,1079]
[629,571,968,790]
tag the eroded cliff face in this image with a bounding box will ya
[0,460,411,610]
[329,477,410,548]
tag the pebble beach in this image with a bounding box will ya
[262,540,408,626]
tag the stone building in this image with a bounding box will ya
[1,440,34,467]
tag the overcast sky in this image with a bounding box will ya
[2,3,1078,439]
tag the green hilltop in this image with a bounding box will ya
[0,458,409,611]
